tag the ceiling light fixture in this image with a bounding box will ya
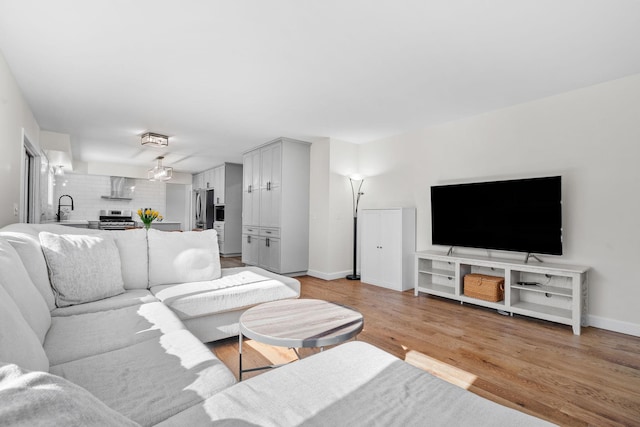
[148,156,173,181]
[141,132,169,148]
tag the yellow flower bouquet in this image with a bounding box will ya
[138,208,163,229]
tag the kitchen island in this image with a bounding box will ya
[135,221,182,231]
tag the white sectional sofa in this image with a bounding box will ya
[0,223,551,426]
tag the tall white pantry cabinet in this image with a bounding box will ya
[241,138,310,275]
[360,208,416,291]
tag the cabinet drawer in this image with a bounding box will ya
[243,225,259,235]
[259,228,280,238]
[214,222,224,232]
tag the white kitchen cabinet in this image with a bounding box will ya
[241,137,310,275]
[213,165,225,203]
[242,150,261,228]
[360,208,416,291]
[259,184,281,228]
[258,235,281,272]
[202,169,213,190]
[260,143,282,190]
[192,172,205,190]
[241,226,260,265]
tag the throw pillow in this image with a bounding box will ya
[147,229,221,287]
[39,232,125,307]
[0,284,49,372]
[0,239,51,343]
[0,363,140,427]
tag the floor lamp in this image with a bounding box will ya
[346,176,364,280]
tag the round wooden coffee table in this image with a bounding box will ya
[238,299,364,380]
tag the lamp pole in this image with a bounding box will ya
[346,177,364,280]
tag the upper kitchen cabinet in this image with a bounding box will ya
[192,172,205,190]
[203,169,215,191]
[212,165,225,204]
[193,164,239,205]
[241,138,310,275]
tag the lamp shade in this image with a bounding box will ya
[148,156,173,181]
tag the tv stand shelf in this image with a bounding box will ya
[414,250,589,334]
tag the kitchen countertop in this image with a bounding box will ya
[43,220,90,226]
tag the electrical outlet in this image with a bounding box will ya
[13,203,18,216]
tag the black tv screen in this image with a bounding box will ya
[431,176,562,255]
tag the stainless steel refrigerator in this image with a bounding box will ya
[193,189,214,229]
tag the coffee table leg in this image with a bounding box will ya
[238,333,243,381]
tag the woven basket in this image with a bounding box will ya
[463,274,505,302]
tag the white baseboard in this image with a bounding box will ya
[306,269,353,281]
[587,315,640,337]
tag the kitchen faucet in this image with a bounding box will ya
[57,195,74,221]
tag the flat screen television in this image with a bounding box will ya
[430,176,562,255]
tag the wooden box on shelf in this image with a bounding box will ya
[463,273,505,302]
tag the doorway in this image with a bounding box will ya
[21,133,39,223]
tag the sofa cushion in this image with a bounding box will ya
[0,224,104,309]
[0,229,56,310]
[50,329,236,426]
[106,229,149,290]
[51,289,158,316]
[0,239,51,343]
[151,266,300,320]
[0,362,139,427]
[148,229,221,287]
[0,284,49,372]
[45,302,186,365]
[40,231,125,307]
[155,341,551,427]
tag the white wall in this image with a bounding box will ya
[308,138,362,279]
[0,51,41,227]
[308,138,332,277]
[353,73,640,335]
[328,139,362,277]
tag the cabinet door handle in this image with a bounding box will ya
[248,184,252,193]
[266,237,270,247]
[247,235,251,243]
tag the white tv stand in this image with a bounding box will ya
[415,250,589,334]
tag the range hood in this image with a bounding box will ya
[101,176,135,200]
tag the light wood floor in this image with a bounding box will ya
[211,269,640,426]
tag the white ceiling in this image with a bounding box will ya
[1,0,639,174]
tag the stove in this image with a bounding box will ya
[99,209,136,230]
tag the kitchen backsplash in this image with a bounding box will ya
[54,174,167,220]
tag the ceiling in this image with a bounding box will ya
[1,0,639,174]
